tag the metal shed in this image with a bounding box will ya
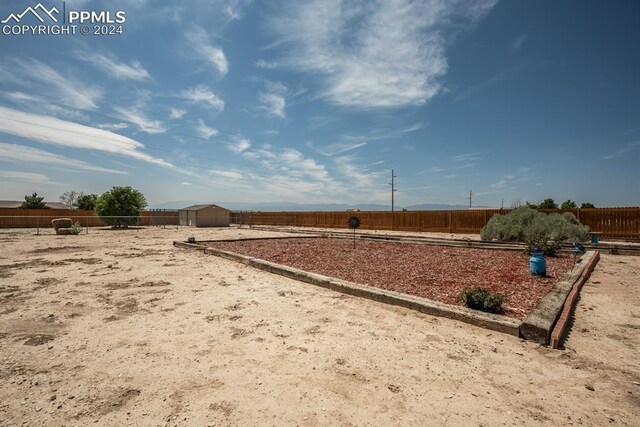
[178,204,230,227]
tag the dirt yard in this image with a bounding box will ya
[0,227,638,426]
[206,238,574,319]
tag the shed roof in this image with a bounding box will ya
[180,204,229,211]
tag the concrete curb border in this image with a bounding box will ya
[173,240,521,336]
[520,251,599,345]
[549,251,600,348]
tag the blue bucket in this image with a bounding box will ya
[530,248,546,277]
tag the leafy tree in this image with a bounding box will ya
[580,202,595,208]
[20,193,47,209]
[560,199,577,209]
[525,201,539,209]
[76,193,98,211]
[59,190,81,209]
[538,198,558,209]
[95,186,147,228]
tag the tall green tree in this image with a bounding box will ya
[95,186,147,228]
[538,198,558,209]
[76,193,98,211]
[561,199,577,209]
[20,193,47,209]
[580,202,595,208]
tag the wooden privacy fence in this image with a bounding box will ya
[231,207,640,241]
[1,207,638,240]
[0,208,179,228]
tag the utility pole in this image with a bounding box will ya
[390,169,398,212]
[468,189,472,209]
[390,169,397,230]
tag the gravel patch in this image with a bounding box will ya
[206,237,574,319]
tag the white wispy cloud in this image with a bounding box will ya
[452,153,483,162]
[258,93,286,118]
[0,170,55,184]
[1,91,89,121]
[97,122,129,131]
[490,178,509,189]
[430,166,444,172]
[186,26,229,76]
[258,81,287,118]
[0,142,126,175]
[311,141,367,156]
[227,136,251,153]
[455,162,476,169]
[181,181,192,186]
[255,59,279,69]
[75,51,152,81]
[211,169,243,179]
[179,85,225,110]
[195,119,218,139]
[113,105,166,134]
[334,154,383,189]
[510,35,527,53]
[600,141,640,160]
[169,108,187,120]
[267,0,497,108]
[490,167,536,190]
[0,106,172,168]
[0,59,102,110]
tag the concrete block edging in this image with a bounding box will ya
[520,251,600,345]
[549,251,600,348]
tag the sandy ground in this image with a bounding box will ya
[0,227,638,426]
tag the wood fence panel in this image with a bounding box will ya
[5,208,636,239]
[0,209,179,228]
[236,207,639,240]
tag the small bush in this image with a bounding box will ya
[460,287,507,314]
[481,206,589,256]
[70,222,82,235]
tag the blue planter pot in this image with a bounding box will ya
[529,249,546,277]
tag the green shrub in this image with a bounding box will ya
[460,287,507,313]
[70,222,82,235]
[481,206,589,256]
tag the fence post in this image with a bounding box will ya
[36,216,39,236]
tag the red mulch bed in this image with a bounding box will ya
[206,238,574,319]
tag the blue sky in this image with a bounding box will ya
[0,0,638,208]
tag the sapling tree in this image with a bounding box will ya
[59,191,81,209]
[348,215,361,248]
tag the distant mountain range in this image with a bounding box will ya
[149,200,471,211]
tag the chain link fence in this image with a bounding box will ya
[0,214,181,235]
